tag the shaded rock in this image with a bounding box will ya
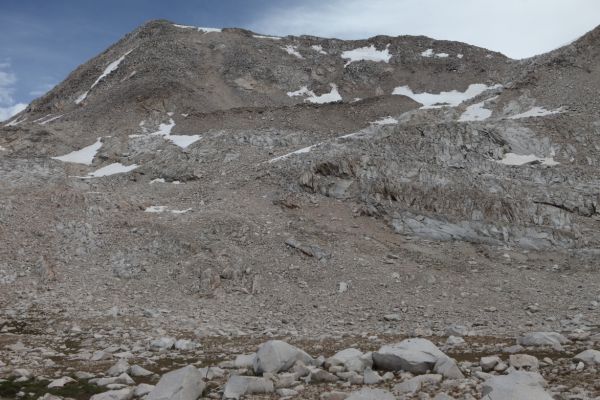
[253,340,313,374]
[482,370,552,400]
[362,368,382,385]
[234,353,256,369]
[134,383,155,397]
[309,368,339,383]
[285,238,330,260]
[107,359,130,377]
[146,365,205,400]
[433,356,464,379]
[223,376,274,399]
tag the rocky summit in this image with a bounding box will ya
[1,19,600,400]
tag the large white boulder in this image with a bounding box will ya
[517,332,569,348]
[146,365,205,400]
[574,349,600,366]
[326,348,373,372]
[90,388,134,400]
[223,376,274,399]
[253,340,313,374]
[482,370,552,400]
[373,338,447,374]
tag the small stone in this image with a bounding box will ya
[362,368,382,385]
[509,354,539,371]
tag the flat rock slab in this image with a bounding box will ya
[146,365,205,400]
[482,370,552,400]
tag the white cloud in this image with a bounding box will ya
[250,0,600,59]
[0,61,28,122]
[0,103,27,122]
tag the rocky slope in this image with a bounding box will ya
[0,20,599,399]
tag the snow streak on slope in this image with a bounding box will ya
[253,34,281,40]
[508,107,563,119]
[341,45,391,66]
[311,45,327,54]
[75,50,133,104]
[498,153,559,166]
[393,84,502,109]
[173,24,222,33]
[145,206,192,214]
[52,138,103,165]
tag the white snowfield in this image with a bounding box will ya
[341,44,392,66]
[498,153,559,166]
[148,118,201,148]
[508,107,563,119]
[52,137,103,165]
[173,24,222,33]
[392,84,502,109]
[145,206,192,214]
[84,162,139,178]
[421,49,449,58]
[282,45,303,59]
[75,49,133,104]
[287,83,342,104]
[458,96,498,122]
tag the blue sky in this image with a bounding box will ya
[1,0,599,120]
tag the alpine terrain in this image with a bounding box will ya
[1,19,600,399]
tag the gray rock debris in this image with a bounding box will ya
[326,348,372,372]
[285,238,331,260]
[346,388,396,400]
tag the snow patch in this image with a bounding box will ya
[150,178,166,184]
[421,49,449,58]
[281,45,303,59]
[392,84,502,109]
[168,135,202,149]
[371,116,398,125]
[311,45,327,54]
[457,54,464,59]
[458,97,497,122]
[498,153,559,166]
[341,44,392,66]
[52,138,103,165]
[82,163,138,178]
[148,118,201,148]
[253,34,281,40]
[287,84,342,104]
[508,107,563,119]
[145,206,192,214]
[173,24,221,33]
